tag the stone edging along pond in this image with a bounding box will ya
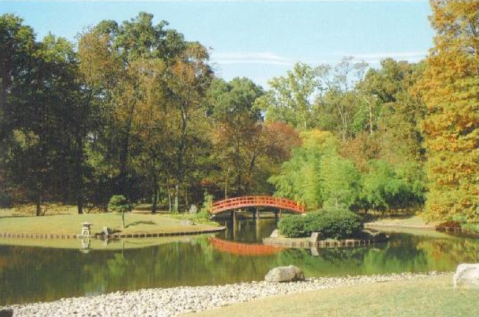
[0,226,226,240]
[263,234,388,249]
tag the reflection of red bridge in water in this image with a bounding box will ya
[209,237,284,256]
[211,196,305,215]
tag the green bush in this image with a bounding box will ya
[108,195,132,213]
[278,215,306,238]
[108,195,132,229]
[304,208,363,239]
[200,192,214,215]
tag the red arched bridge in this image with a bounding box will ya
[211,196,305,215]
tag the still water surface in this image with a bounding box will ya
[0,218,478,305]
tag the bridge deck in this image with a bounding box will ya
[211,196,305,214]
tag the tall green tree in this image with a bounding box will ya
[257,62,319,130]
[207,78,264,196]
[314,57,368,141]
[269,130,337,209]
[1,26,80,215]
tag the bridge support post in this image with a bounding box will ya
[255,208,260,220]
[274,210,279,221]
[232,210,237,240]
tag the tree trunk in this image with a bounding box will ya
[184,186,189,210]
[119,134,129,198]
[75,135,84,214]
[151,173,158,214]
[174,184,179,212]
[35,185,42,217]
[119,101,136,198]
[224,168,229,199]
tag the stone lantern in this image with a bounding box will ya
[81,222,92,237]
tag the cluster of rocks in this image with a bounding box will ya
[2,271,449,317]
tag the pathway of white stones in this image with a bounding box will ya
[2,271,449,317]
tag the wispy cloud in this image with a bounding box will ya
[211,51,427,67]
[349,51,427,63]
[211,52,296,66]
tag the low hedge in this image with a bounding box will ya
[278,215,306,238]
[278,208,363,239]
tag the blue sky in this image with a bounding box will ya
[2,1,434,87]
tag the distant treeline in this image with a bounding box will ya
[0,0,477,224]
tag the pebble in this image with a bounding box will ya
[1,271,449,317]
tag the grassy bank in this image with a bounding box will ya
[0,211,220,236]
[0,234,212,250]
[365,215,437,229]
[190,275,478,317]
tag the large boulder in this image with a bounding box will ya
[0,309,13,317]
[454,263,479,289]
[265,265,305,283]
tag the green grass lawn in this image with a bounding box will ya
[190,276,479,317]
[0,211,219,236]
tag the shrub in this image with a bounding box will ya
[304,208,363,239]
[108,195,132,229]
[108,195,132,213]
[200,192,214,215]
[278,215,306,238]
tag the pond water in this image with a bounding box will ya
[0,218,478,306]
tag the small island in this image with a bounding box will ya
[264,208,388,248]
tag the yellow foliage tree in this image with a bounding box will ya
[419,0,479,222]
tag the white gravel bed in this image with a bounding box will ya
[2,271,450,317]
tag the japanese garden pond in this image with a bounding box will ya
[0,217,478,306]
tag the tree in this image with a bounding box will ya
[314,57,368,141]
[108,195,132,229]
[320,153,361,209]
[269,130,337,209]
[166,42,213,211]
[358,59,426,167]
[208,78,264,196]
[78,13,196,209]
[257,62,320,130]
[360,160,423,214]
[1,16,81,215]
[419,0,479,222]
[0,15,36,207]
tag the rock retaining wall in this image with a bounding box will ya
[263,236,388,248]
[0,227,226,240]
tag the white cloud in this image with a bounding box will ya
[211,50,427,67]
[211,52,297,66]
[349,51,427,63]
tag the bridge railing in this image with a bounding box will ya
[211,196,305,214]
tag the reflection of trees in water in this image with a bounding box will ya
[1,233,478,305]
[416,237,479,270]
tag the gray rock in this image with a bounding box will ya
[102,227,112,235]
[0,309,13,317]
[454,263,479,288]
[180,220,195,226]
[270,229,280,238]
[310,232,321,243]
[265,265,305,283]
[189,205,198,214]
